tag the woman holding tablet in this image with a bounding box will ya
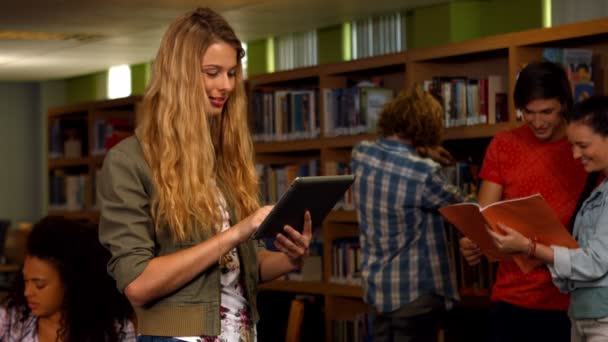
[97,7,311,341]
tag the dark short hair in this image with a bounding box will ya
[564,95,608,136]
[514,61,573,113]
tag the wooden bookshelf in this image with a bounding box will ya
[47,96,140,220]
[250,18,608,341]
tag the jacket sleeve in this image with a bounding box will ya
[98,147,156,292]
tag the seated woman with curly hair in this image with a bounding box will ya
[0,216,135,341]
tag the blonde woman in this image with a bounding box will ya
[98,7,312,342]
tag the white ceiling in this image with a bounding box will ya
[0,0,447,81]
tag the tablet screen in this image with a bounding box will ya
[252,175,355,239]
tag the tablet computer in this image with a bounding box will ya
[252,175,356,239]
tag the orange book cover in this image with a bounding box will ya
[439,194,579,273]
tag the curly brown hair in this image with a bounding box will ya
[2,216,133,342]
[376,85,444,147]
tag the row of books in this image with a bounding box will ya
[49,170,88,211]
[50,118,133,159]
[322,86,394,137]
[250,89,320,142]
[256,160,320,205]
[329,237,362,286]
[423,75,508,128]
[325,161,355,210]
[441,160,497,292]
[91,118,134,156]
[49,120,87,159]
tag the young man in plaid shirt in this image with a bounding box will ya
[352,86,463,342]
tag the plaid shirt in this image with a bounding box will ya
[351,137,461,313]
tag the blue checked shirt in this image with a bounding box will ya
[351,137,462,313]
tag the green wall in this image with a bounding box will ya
[0,83,44,226]
[247,38,274,76]
[407,0,544,49]
[406,4,452,49]
[317,24,350,64]
[248,0,546,69]
[480,0,544,36]
[65,70,107,105]
[131,62,151,95]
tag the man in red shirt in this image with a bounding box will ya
[459,61,587,342]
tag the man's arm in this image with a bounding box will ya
[477,180,504,207]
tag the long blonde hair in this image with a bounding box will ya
[136,7,260,241]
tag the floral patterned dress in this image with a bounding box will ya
[176,194,256,342]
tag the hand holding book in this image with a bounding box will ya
[487,223,534,255]
[439,194,579,273]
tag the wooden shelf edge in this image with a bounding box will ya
[326,282,364,298]
[444,122,518,140]
[0,264,21,273]
[48,157,91,169]
[326,210,358,223]
[247,66,321,85]
[47,210,99,221]
[254,134,377,153]
[48,95,141,117]
[257,279,326,295]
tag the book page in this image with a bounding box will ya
[438,203,506,261]
[481,194,578,273]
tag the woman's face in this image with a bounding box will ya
[201,41,238,116]
[567,120,608,174]
[23,255,65,319]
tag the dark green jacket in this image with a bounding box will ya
[98,136,262,337]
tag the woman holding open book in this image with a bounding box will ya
[490,95,608,341]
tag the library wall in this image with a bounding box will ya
[552,0,608,26]
[0,83,43,225]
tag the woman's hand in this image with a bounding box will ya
[233,205,273,243]
[274,211,312,268]
[488,223,529,254]
[459,237,482,266]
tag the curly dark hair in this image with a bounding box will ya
[2,216,133,341]
[376,85,444,147]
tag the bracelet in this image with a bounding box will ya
[527,237,538,258]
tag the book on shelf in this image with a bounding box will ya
[438,194,578,273]
[423,74,506,128]
[542,47,595,104]
[250,89,319,142]
[322,85,393,137]
[92,118,134,155]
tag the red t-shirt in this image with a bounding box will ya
[479,125,586,310]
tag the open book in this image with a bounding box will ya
[439,194,579,273]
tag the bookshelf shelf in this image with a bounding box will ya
[47,210,99,221]
[445,122,518,140]
[48,157,91,169]
[326,210,357,223]
[47,97,139,220]
[257,279,326,295]
[326,283,363,298]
